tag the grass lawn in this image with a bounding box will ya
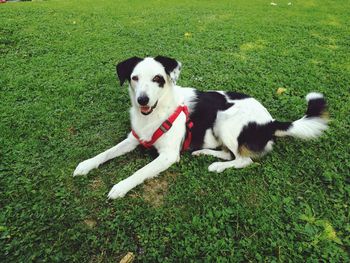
[1,0,349,261]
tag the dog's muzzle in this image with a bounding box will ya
[140,101,158,115]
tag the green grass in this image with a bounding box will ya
[1,0,349,261]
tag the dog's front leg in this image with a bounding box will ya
[107,150,179,199]
[73,133,139,176]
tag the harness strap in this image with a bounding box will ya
[182,106,193,151]
[132,105,193,151]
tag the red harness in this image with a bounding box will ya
[131,105,193,151]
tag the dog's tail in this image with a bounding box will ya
[273,92,329,139]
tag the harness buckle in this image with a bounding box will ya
[160,120,172,133]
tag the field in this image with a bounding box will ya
[1,0,349,261]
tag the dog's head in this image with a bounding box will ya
[116,56,182,115]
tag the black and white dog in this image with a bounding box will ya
[73,56,328,199]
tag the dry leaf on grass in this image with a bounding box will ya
[276,87,287,95]
[119,252,135,263]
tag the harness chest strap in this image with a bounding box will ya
[131,105,193,151]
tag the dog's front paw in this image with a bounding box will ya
[208,162,227,173]
[73,159,97,176]
[107,181,132,199]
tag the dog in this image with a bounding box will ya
[73,56,329,199]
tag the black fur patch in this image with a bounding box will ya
[226,92,250,100]
[154,56,179,75]
[306,97,327,118]
[238,122,275,154]
[237,121,291,155]
[116,57,143,86]
[153,75,165,88]
[189,91,234,150]
[273,121,292,132]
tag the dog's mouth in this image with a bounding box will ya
[140,101,158,115]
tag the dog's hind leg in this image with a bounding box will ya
[192,149,232,160]
[73,133,139,176]
[208,157,253,173]
[207,138,252,173]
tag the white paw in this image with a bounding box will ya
[191,150,201,156]
[107,180,132,199]
[192,150,206,156]
[73,159,97,176]
[208,162,227,173]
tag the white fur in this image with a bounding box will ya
[202,129,221,149]
[214,98,273,151]
[73,133,139,176]
[74,58,186,199]
[275,117,328,139]
[275,93,328,139]
[208,158,253,173]
[306,92,324,101]
[74,58,328,199]
[192,149,232,160]
[170,62,182,84]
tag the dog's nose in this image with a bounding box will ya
[137,95,149,106]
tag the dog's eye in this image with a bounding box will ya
[152,75,164,83]
[131,76,138,81]
[154,75,165,83]
[152,75,165,87]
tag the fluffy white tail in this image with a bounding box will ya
[274,92,329,139]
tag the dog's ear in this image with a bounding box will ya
[116,57,143,86]
[154,55,182,84]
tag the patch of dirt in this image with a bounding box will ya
[84,219,97,229]
[141,172,178,207]
[90,178,103,190]
[67,126,77,135]
[240,178,265,208]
